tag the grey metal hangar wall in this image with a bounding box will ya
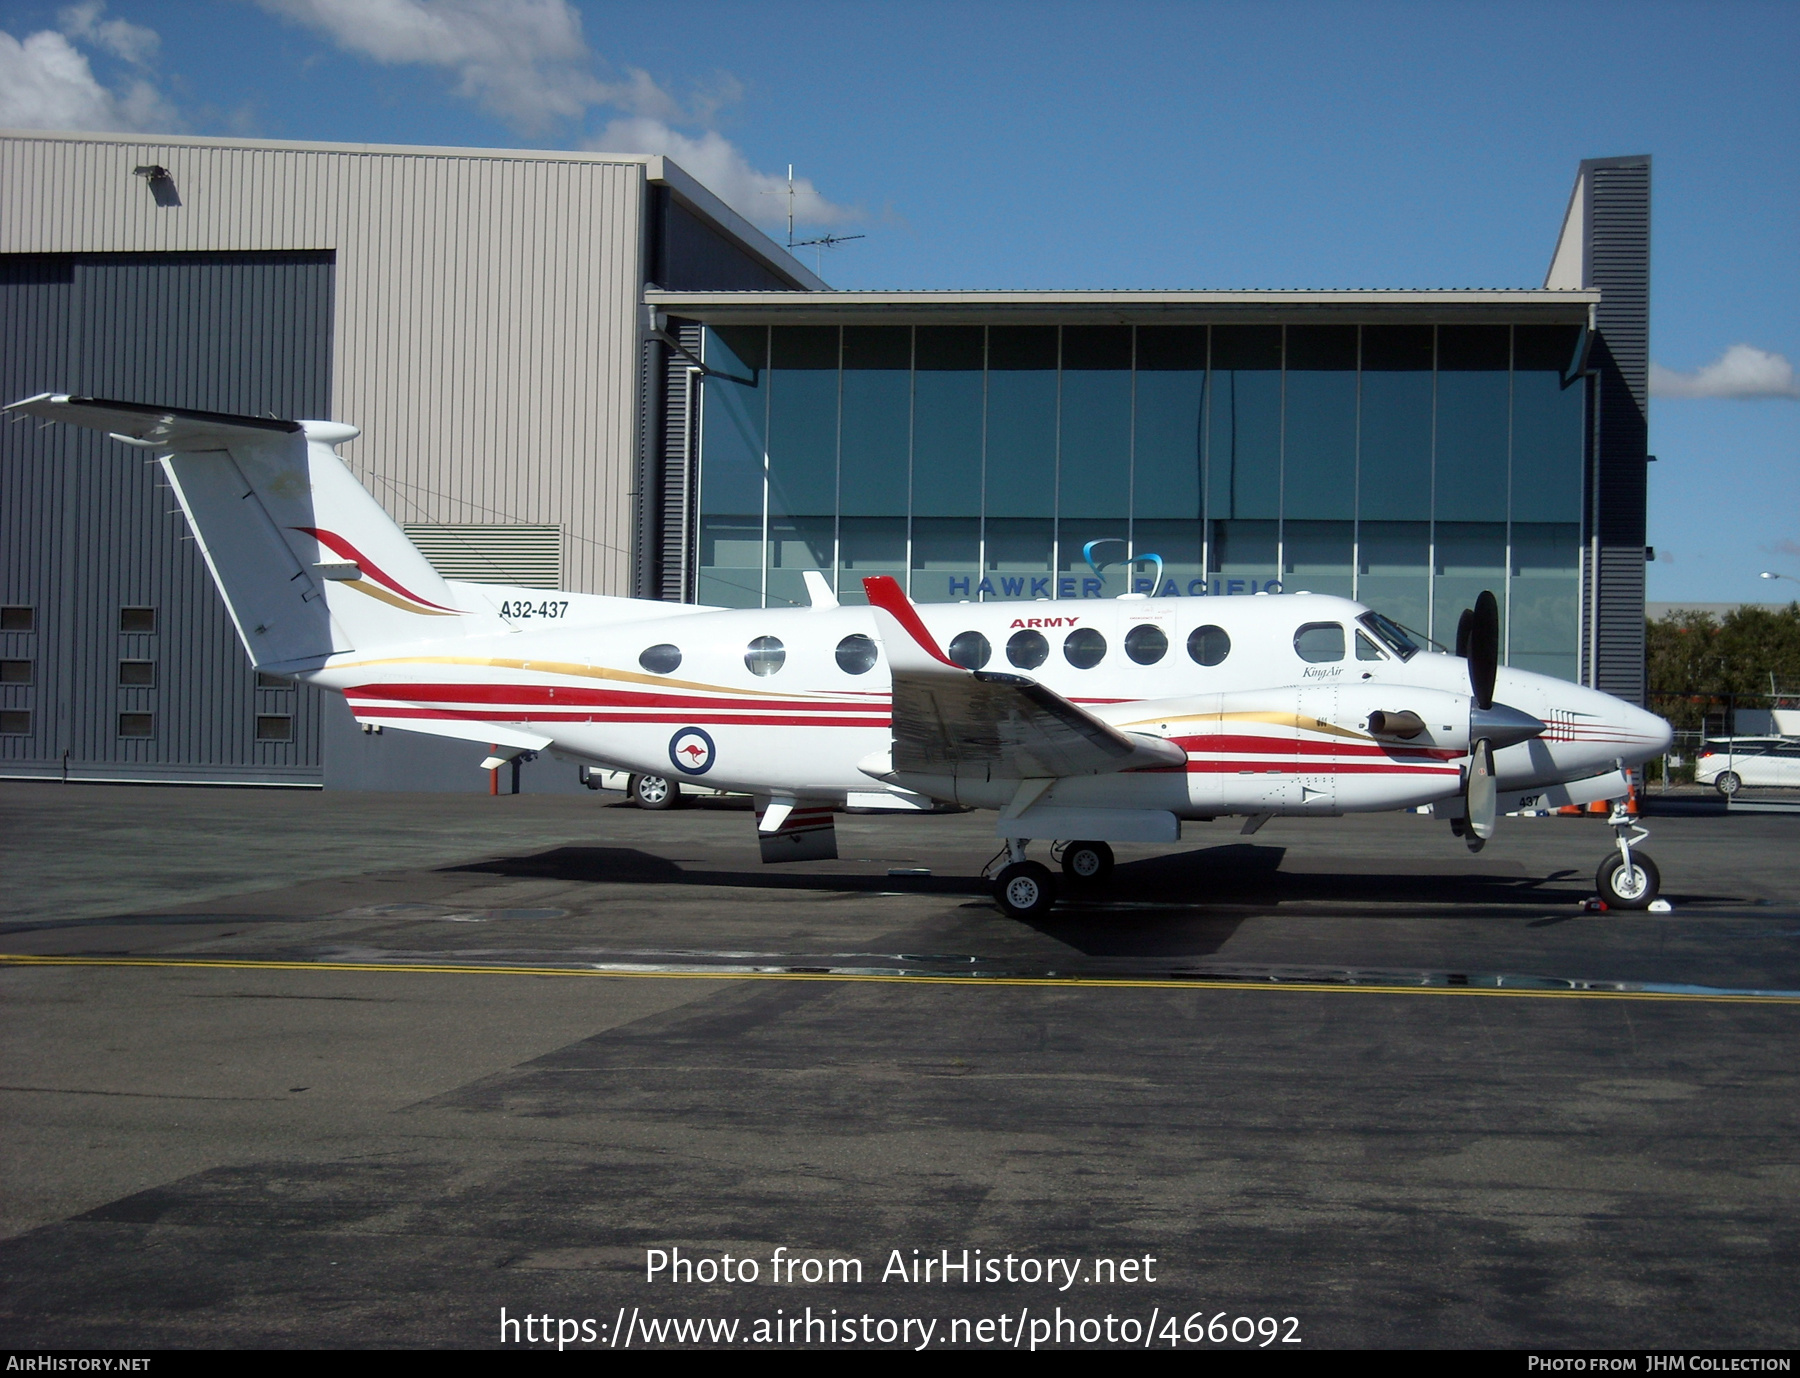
[0,131,820,789]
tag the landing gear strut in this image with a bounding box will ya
[1596,802,1660,909]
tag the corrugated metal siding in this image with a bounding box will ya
[658,322,704,601]
[0,250,333,782]
[403,524,563,588]
[2,134,648,598]
[1585,158,1651,705]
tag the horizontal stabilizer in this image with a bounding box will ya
[3,393,359,450]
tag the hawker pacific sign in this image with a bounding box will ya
[945,540,1283,600]
[945,574,1284,599]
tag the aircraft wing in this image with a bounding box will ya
[863,576,1185,780]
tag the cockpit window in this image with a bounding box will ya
[1294,623,1345,663]
[1358,611,1419,661]
[1355,631,1387,662]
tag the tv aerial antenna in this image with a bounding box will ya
[774,165,864,276]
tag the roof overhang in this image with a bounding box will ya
[645,288,1600,326]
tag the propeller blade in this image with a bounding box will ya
[1454,608,1473,659]
[1466,738,1497,846]
[1468,590,1499,711]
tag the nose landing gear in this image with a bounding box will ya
[1596,802,1660,909]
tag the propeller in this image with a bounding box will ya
[1460,589,1502,850]
[1464,738,1497,850]
[1465,589,1499,711]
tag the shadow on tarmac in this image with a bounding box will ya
[445,839,1747,920]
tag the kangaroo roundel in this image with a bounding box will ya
[669,727,716,775]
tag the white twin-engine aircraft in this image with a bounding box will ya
[8,394,1674,916]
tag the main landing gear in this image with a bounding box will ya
[1596,802,1661,909]
[990,839,1114,918]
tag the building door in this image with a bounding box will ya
[0,250,335,784]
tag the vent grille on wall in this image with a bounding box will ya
[402,524,563,589]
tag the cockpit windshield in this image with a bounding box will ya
[1358,611,1420,662]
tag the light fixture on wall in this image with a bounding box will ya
[132,164,181,208]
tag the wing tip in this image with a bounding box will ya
[862,575,959,668]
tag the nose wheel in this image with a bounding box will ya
[1596,803,1660,909]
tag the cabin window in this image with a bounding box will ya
[639,644,682,674]
[1124,623,1167,665]
[1063,627,1107,669]
[835,633,878,675]
[1007,629,1049,670]
[948,630,991,670]
[1187,625,1231,666]
[1294,622,1345,662]
[744,636,786,676]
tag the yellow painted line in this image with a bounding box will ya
[2,954,1797,1005]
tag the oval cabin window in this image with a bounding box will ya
[1124,623,1168,665]
[1187,625,1231,666]
[1063,627,1107,669]
[639,644,682,674]
[744,636,786,676]
[948,630,991,670]
[835,633,878,675]
[1007,629,1049,670]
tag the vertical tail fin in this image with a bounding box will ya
[3,394,477,667]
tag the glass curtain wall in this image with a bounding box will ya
[696,322,1585,680]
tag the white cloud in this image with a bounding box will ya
[0,24,177,132]
[59,1,160,66]
[1651,345,1800,400]
[258,0,683,131]
[259,1,859,233]
[591,117,860,231]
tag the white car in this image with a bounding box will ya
[1695,737,1800,795]
[580,765,736,810]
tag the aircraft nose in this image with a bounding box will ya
[1636,703,1675,757]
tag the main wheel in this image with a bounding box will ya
[630,773,681,810]
[1597,850,1660,909]
[994,861,1058,919]
[1715,771,1742,798]
[1060,840,1114,886]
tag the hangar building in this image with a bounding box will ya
[0,132,1650,790]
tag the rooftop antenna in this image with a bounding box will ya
[790,231,866,276]
[766,165,866,277]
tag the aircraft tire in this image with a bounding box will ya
[630,773,682,810]
[994,861,1057,919]
[1596,850,1660,910]
[1060,840,1114,886]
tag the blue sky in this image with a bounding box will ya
[3,0,1795,602]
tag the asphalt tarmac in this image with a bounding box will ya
[3,781,1798,1350]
